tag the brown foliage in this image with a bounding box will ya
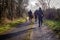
[44,8,60,20]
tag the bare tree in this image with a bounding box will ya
[46,0,51,8]
[38,0,51,10]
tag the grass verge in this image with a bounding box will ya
[0,18,26,34]
[44,20,60,30]
[44,20,60,38]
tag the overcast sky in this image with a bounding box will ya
[26,0,60,12]
[50,0,60,8]
[28,0,60,8]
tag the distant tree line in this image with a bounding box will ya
[44,8,60,20]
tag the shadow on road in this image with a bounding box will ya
[16,22,31,28]
[0,27,35,40]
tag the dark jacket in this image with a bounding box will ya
[34,8,43,20]
[28,10,33,18]
[38,8,43,18]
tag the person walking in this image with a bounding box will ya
[34,8,44,27]
[38,8,44,27]
[28,10,33,23]
[34,10,38,23]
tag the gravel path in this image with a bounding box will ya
[0,22,59,40]
[30,24,59,40]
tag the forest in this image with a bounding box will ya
[0,0,60,40]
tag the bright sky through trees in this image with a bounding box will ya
[26,0,60,12]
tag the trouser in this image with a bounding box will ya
[35,16,37,22]
[29,17,32,23]
[35,18,37,22]
[38,18,43,27]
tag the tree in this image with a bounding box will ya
[38,0,51,10]
[0,0,8,24]
[0,0,29,25]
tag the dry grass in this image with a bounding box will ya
[0,18,26,34]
